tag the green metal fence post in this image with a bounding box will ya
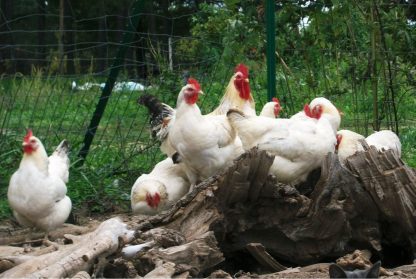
[77,0,144,166]
[266,0,276,101]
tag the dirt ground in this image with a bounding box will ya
[225,263,416,278]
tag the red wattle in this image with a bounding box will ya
[234,80,251,100]
[184,92,199,105]
[304,104,312,118]
[23,145,34,154]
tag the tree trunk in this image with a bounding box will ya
[97,5,107,73]
[0,0,15,73]
[370,1,380,131]
[0,147,415,277]
[64,0,75,74]
[37,0,46,69]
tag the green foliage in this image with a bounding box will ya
[176,3,265,69]
[1,0,415,221]
[0,133,21,219]
[401,127,416,167]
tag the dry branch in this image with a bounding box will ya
[0,218,133,278]
[0,223,95,246]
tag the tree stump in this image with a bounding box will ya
[0,146,415,277]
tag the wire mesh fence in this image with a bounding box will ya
[0,0,415,216]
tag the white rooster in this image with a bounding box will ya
[8,130,71,235]
[209,63,255,116]
[138,64,254,158]
[131,158,190,215]
[168,78,243,186]
[227,97,339,184]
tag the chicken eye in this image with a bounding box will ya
[30,139,36,143]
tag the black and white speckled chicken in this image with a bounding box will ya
[138,94,177,157]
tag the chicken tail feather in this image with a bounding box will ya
[138,94,175,141]
[138,94,165,119]
[49,140,70,183]
[54,140,70,157]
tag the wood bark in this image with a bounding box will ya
[0,147,415,277]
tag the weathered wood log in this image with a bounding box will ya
[347,143,416,258]
[246,243,287,272]
[0,223,95,246]
[0,146,415,277]
[140,231,223,274]
[0,218,134,278]
[131,147,415,267]
[71,271,91,279]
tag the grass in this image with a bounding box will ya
[0,71,415,221]
[0,73,163,220]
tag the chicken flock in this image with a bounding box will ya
[7,64,402,238]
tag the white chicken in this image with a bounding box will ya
[168,78,243,186]
[113,81,147,92]
[366,130,402,157]
[336,129,365,164]
[290,97,341,135]
[139,63,254,158]
[336,129,402,163]
[227,97,339,184]
[259,97,282,118]
[8,130,71,234]
[72,81,147,92]
[131,157,190,215]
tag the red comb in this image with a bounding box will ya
[187,77,201,92]
[235,64,249,78]
[272,97,280,104]
[23,129,33,143]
